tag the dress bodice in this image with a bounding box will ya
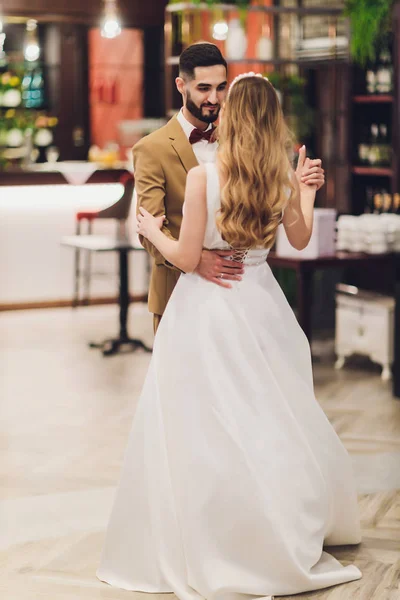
[203,162,270,266]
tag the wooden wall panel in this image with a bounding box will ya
[315,63,351,213]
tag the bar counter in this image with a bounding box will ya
[0,163,148,309]
[0,165,128,186]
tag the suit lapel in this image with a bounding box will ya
[166,115,199,173]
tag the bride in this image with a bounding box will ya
[97,73,362,600]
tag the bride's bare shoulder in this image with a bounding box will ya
[187,165,208,189]
[188,164,207,178]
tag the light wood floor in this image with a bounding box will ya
[1,305,399,599]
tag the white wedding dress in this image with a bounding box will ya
[97,162,362,599]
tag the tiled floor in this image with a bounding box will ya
[1,304,399,599]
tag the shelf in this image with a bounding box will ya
[0,105,44,110]
[166,57,294,66]
[166,3,343,16]
[352,166,393,177]
[353,95,394,104]
[166,56,347,67]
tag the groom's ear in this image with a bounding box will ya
[175,77,186,97]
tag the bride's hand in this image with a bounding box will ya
[296,145,325,191]
[137,207,165,240]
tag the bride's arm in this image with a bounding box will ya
[137,166,207,273]
[282,171,316,251]
[282,146,324,250]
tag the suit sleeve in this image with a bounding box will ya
[133,140,181,271]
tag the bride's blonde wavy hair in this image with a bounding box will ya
[217,75,294,249]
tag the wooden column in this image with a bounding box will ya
[49,24,90,161]
[315,62,351,213]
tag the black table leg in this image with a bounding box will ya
[393,254,400,398]
[90,249,152,356]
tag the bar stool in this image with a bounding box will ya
[73,171,134,307]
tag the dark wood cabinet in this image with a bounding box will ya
[344,2,400,216]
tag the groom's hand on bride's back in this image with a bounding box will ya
[195,250,244,289]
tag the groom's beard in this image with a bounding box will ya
[186,92,220,124]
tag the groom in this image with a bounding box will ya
[134,43,324,333]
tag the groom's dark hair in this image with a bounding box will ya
[179,43,227,80]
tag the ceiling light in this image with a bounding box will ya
[24,19,40,62]
[101,0,122,39]
[212,21,229,41]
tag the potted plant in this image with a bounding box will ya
[267,72,314,144]
[0,72,22,108]
[33,114,59,148]
[344,0,394,64]
[0,108,32,147]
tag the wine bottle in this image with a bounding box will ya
[373,193,383,214]
[21,70,32,108]
[30,68,44,109]
[366,69,376,94]
[368,124,379,165]
[377,123,390,165]
[357,125,369,165]
[365,186,375,213]
[393,193,400,214]
[382,191,392,213]
[376,49,393,94]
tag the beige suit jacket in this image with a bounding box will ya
[133,115,199,316]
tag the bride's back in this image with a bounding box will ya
[216,73,293,254]
[203,162,270,266]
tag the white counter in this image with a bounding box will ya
[0,183,149,306]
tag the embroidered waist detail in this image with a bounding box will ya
[206,247,269,266]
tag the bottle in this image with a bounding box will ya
[365,186,375,213]
[358,124,369,164]
[378,123,391,165]
[373,193,383,214]
[367,124,379,165]
[226,19,247,60]
[393,193,400,214]
[256,23,273,61]
[29,69,38,109]
[376,49,393,94]
[31,68,44,108]
[382,191,392,212]
[21,70,32,108]
[366,69,376,94]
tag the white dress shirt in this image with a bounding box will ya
[177,109,218,165]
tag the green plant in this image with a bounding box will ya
[0,72,21,92]
[266,72,314,142]
[344,0,394,65]
[169,0,251,32]
[0,109,58,134]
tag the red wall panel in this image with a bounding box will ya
[89,28,143,151]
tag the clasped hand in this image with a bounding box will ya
[137,207,165,240]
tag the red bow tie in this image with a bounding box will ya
[189,127,215,145]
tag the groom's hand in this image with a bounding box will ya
[195,250,244,288]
